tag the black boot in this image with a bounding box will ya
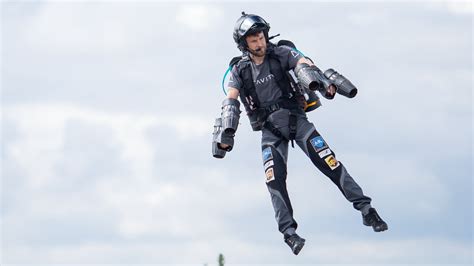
[362,208,388,232]
[284,233,306,255]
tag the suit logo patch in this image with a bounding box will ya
[262,147,273,162]
[318,148,332,158]
[265,168,275,183]
[325,155,340,170]
[310,136,328,153]
[255,74,275,85]
[264,160,274,170]
[291,50,300,58]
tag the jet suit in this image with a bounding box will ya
[227,44,373,236]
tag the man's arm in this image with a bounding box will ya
[218,87,239,150]
[212,87,241,158]
[295,57,336,97]
[226,87,240,100]
[296,57,313,66]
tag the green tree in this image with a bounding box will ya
[218,253,225,266]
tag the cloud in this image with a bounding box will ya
[298,236,473,264]
[11,1,181,55]
[446,0,473,14]
[3,103,211,183]
[2,1,472,264]
[176,4,224,32]
[2,103,269,263]
[19,2,128,53]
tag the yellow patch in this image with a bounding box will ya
[324,155,340,170]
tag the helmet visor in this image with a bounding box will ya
[238,16,268,37]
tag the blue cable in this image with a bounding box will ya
[221,66,231,95]
[293,48,306,57]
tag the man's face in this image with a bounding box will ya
[245,31,267,57]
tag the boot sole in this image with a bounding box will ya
[374,223,388,232]
[293,240,305,255]
[363,220,388,232]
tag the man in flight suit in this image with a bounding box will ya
[212,13,388,255]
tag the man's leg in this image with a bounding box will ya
[295,118,387,231]
[295,119,372,214]
[262,128,305,254]
[261,132,296,234]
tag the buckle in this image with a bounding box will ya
[266,103,280,113]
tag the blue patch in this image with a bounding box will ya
[310,136,328,152]
[262,147,273,162]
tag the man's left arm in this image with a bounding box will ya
[294,57,337,98]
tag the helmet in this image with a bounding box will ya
[233,12,270,51]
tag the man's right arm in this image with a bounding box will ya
[218,87,239,150]
[226,87,240,100]
[212,87,241,158]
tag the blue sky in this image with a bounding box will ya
[1,0,472,265]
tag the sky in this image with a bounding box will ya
[1,0,473,265]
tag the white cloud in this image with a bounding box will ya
[2,1,472,264]
[2,102,270,263]
[20,2,130,53]
[299,236,473,264]
[347,9,390,26]
[446,0,473,14]
[3,231,472,264]
[176,4,224,32]
[97,168,267,240]
[422,0,473,15]
[15,1,179,55]
[342,152,450,211]
[2,103,213,216]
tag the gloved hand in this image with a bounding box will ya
[324,68,358,98]
[212,117,234,159]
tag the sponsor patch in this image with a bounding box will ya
[262,147,273,162]
[318,148,332,158]
[290,50,300,58]
[309,136,328,153]
[265,168,275,183]
[264,160,274,170]
[324,155,340,170]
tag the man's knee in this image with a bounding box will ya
[305,131,343,172]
